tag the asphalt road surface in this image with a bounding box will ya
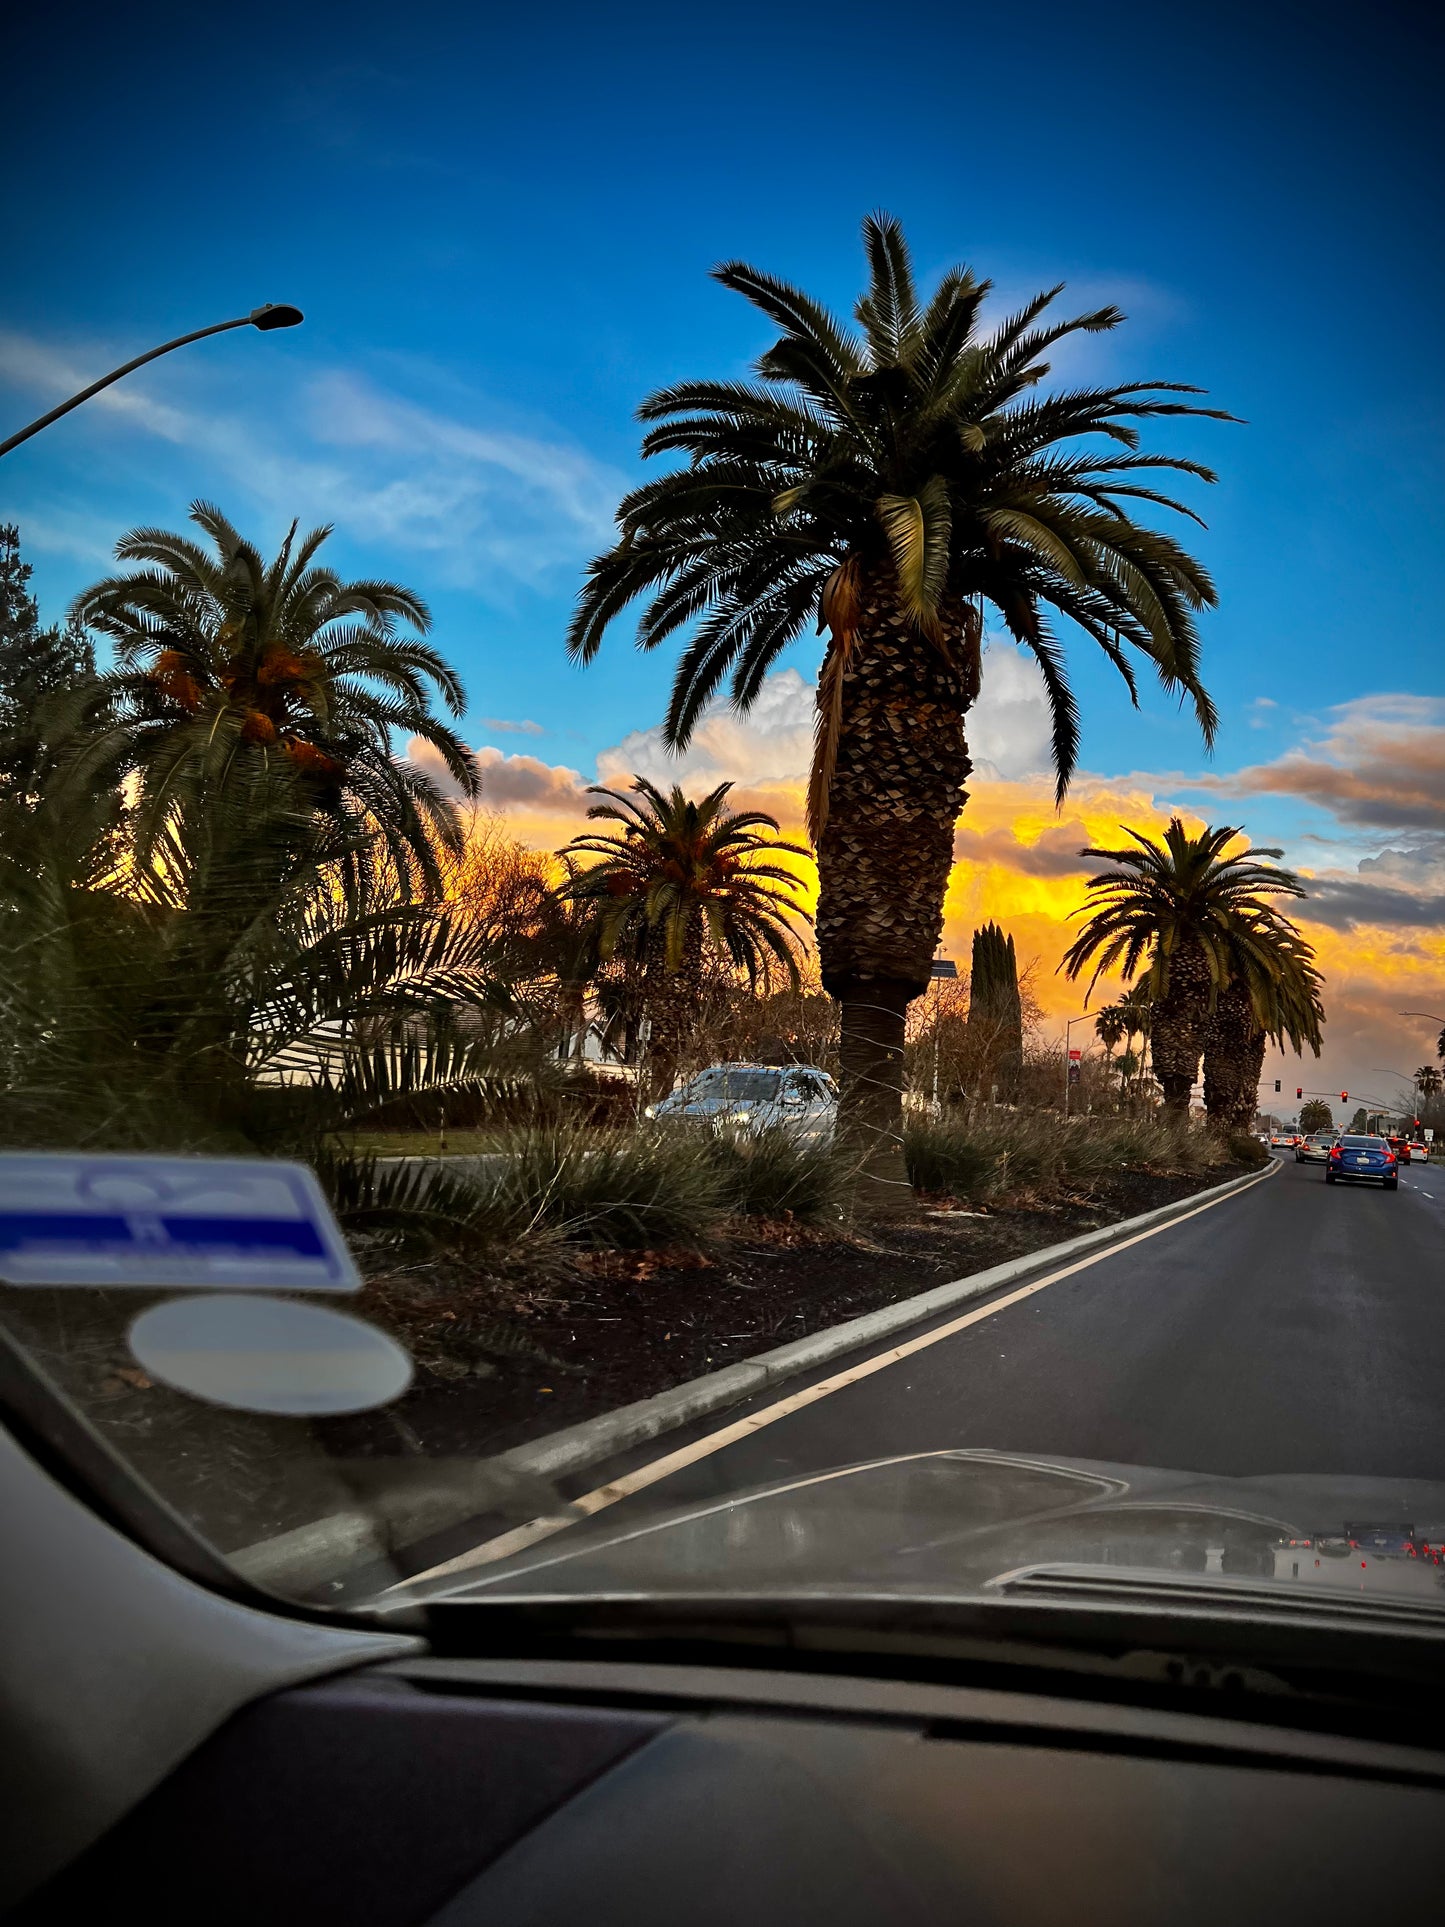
[562,1151,1445,1516]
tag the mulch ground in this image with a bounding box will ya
[9,1164,1246,1556]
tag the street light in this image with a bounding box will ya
[0,304,304,460]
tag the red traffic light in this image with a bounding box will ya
[1296,1087,1303,1099]
[1340,1091,1348,1102]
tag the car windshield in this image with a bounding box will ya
[680,1069,782,1102]
[1,25,1441,1662]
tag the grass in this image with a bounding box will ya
[905,1110,1242,1203]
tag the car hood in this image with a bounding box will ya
[423,1451,1445,1612]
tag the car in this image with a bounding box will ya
[1409,1140,1430,1162]
[1294,1132,1336,1163]
[650,1061,839,1143]
[1325,1134,1399,1190]
[1268,1132,1295,1149]
[1385,1134,1413,1165]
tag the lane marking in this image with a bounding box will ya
[396,1162,1278,1595]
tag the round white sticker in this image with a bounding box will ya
[128,1293,413,1415]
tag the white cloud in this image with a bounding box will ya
[599,667,816,792]
[970,641,1054,779]
[0,329,625,596]
[594,642,1054,796]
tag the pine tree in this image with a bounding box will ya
[0,523,96,795]
[967,922,1023,1100]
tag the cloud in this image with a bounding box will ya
[0,330,624,594]
[1198,695,1445,830]
[1297,877,1445,932]
[481,717,544,736]
[595,642,1054,800]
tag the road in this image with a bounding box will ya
[400,1152,1445,1591]
[582,1152,1444,1499]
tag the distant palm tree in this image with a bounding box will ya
[557,777,809,1095]
[1416,1064,1443,1100]
[72,501,477,889]
[1094,1004,1127,1086]
[1062,821,1308,1113]
[1202,925,1324,1133]
[568,213,1231,1203]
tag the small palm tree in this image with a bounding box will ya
[1062,821,1308,1113]
[71,501,477,890]
[568,214,1231,1202]
[557,777,809,1095]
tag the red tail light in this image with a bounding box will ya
[1385,1153,1396,1165]
[1329,1146,1342,1160]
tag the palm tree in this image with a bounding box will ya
[1061,820,1307,1114]
[71,501,477,891]
[1416,1064,1443,1101]
[557,777,809,1096]
[567,213,1230,1202]
[1201,924,1324,1133]
[1094,1004,1126,1080]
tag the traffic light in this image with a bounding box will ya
[1341,1091,1348,1103]
[1274,1080,1281,1093]
[1296,1087,1303,1100]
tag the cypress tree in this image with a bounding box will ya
[967,921,1022,1099]
[0,524,96,797]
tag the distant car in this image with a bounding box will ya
[650,1062,838,1143]
[1295,1133,1336,1163]
[1269,1132,1295,1149]
[1408,1140,1430,1162]
[1385,1134,1412,1165]
[1325,1134,1399,1191]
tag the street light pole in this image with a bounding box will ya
[0,304,304,460]
[1063,1013,1089,1118]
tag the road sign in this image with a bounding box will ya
[930,958,958,979]
[0,1154,360,1291]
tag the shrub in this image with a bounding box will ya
[490,1124,725,1250]
[904,1117,999,1198]
[705,1126,847,1224]
[905,1110,1238,1201]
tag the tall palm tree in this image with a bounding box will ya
[1201,924,1324,1133]
[1416,1064,1443,1101]
[568,213,1230,1202]
[557,777,809,1095]
[71,501,478,891]
[1061,820,1308,1113]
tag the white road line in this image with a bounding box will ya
[395,1162,1277,1593]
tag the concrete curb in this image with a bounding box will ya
[236,1157,1275,1591]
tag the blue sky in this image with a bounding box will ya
[3,0,1442,1099]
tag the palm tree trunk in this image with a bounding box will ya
[1202,980,1261,1133]
[816,574,975,1211]
[1150,936,1211,1115]
[642,919,703,1102]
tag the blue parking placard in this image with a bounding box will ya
[0,1155,360,1291]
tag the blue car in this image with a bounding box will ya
[1325,1134,1399,1190]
